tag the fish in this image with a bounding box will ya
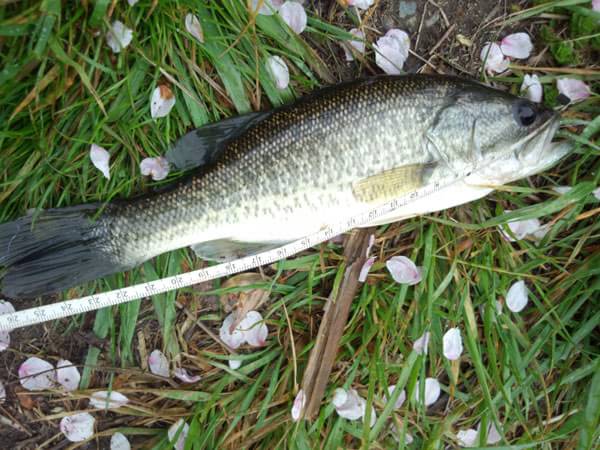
[0,74,571,299]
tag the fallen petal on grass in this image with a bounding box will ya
[60,412,95,442]
[168,419,190,450]
[18,357,56,391]
[251,0,284,15]
[228,358,242,370]
[279,2,307,34]
[480,42,509,74]
[387,385,406,409]
[0,380,5,403]
[332,388,364,421]
[148,349,170,377]
[291,389,306,421]
[0,300,15,352]
[140,157,170,181]
[500,32,533,59]
[506,280,528,313]
[443,327,463,361]
[239,310,269,347]
[413,331,430,355]
[457,428,478,447]
[358,256,376,282]
[557,78,591,102]
[521,74,542,103]
[374,29,410,75]
[110,432,131,450]
[343,28,366,61]
[266,55,289,90]
[150,85,176,119]
[106,21,133,53]
[89,391,129,409]
[174,367,201,383]
[184,13,204,43]
[90,144,111,179]
[56,359,80,391]
[347,0,374,10]
[414,378,440,406]
[386,256,422,285]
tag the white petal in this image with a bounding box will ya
[506,280,528,313]
[0,300,15,315]
[184,13,204,43]
[553,185,572,195]
[291,389,306,421]
[168,419,190,450]
[386,385,406,409]
[219,313,245,349]
[593,187,600,201]
[228,358,242,370]
[520,74,543,103]
[364,401,376,428]
[332,388,364,421]
[90,144,111,179]
[266,55,289,90]
[150,85,176,119]
[174,367,201,383]
[106,21,133,54]
[56,359,81,391]
[374,30,410,75]
[279,2,307,34]
[127,0,139,5]
[251,0,284,15]
[110,432,131,450]
[480,42,509,74]
[0,380,6,403]
[18,357,56,391]
[60,413,95,442]
[500,33,533,59]
[148,349,170,377]
[386,256,422,285]
[140,156,170,181]
[557,78,591,102]
[500,217,543,242]
[442,327,463,361]
[239,310,268,347]
[89,391,129,409]
[457,428,478,447]
[344,28,366,62]
[347,0,374,10]
[495,301,503,315]
[358,256,376,283]
[0,300,14,352]
[412,331,430,355]
[366,233,375,257]
[414,377,440,406]
[594,0,600,11]
[478,422,502,444]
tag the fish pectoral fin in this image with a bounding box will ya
[166,111,273,170]
[190,239,285,262]
[352,164,435,204]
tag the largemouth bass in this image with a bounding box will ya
[0,75,571,298]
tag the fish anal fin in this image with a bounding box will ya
[190,239,284,262]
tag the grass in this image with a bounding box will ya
[0,0,599,449]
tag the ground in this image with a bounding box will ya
[0,0,599,449]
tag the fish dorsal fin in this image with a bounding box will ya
[166,111,273,170]
[352,163,436,204]
[190,239,285,262]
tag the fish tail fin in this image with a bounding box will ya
[0,204,127,299]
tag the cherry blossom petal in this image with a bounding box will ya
[593,187,600,201]
[413,331,430,355]
[414,377,440,406]
[148,349,170,377]
[557,78,591,102]
[168,419,190,450]
[500,217,544,242]
[60,412,95,442]
[110,432,131,450]
[553,185,572,195]
[174,368,201,383]
[291,389,306,421]
[521,74,542,103]
[358,256,376,283]
[251,0,284,15]
[347,0,374,10]
[480,42,509,74]
[127,0,139,6]
[140,156,170,181]
[457,428,478,447]
[495,301,503,315]
[150,85,176,119]
[0,300,15,352]
[0,380,6,403]
[500,33,533,59]
[343,28,366,62]
[332,388,364,421]
[478,422,502,444]
[219,313,246,349]
[0,300,15,315]
[374,29,410,75]
[106,21,133,54]
[386,256,422,285]
[56,359,80,391]
[442,327,463,361]
[594,0,600,11]
[184,13,204,43]
[279,2,307,34]
[366,234,375,257]
[506,280,528,313]
[228,358,242,370]
[18,357,56,391]
[387,385,406,409]
[239,310,268,347]
[90,144,111,179]
[266,55,289,90]
[90,391,129,409]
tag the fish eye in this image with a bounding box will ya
[513,101,537,127]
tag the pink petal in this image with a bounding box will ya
[106,21,133,54]
[443,328,463,361]
[90,144,111,179]
[110,432,131,450]
[56,359,81,391]
[0,380,6,403]
[557,78,591,102]
[140,156,170,181]
[500,32,533,59]
[414,377,440,406]
[332,388,364,421]
[386,256,422,285]
[251,0,284,15]
[184,13,204,43]
[480,42,509,74]
[228,358,242,370]
[150,85,176,119]
[506,280,528,313]
[239,310,268,347]
[386,385,406,409]
[374,30,410,75]
[594,0,600,11]
[366,233,375,257]
[347,0,374,10]
[499,216,545,242]
[174,367,201,383]
[457,428,478,447]
[358,256,376,283]
[18,357,56,391]
[343,28,366,62]
[148,349,170,377]
[60,412,95,442]
[167,419,190,450]
[412,331,430,355]
[219,313,245,349]
[89,391,129,409]
[520,74,542,103]
[291,389,306,421]
[266,55,289,90]
[279,2,307,34]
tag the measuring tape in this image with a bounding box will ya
[0,172,468,331]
